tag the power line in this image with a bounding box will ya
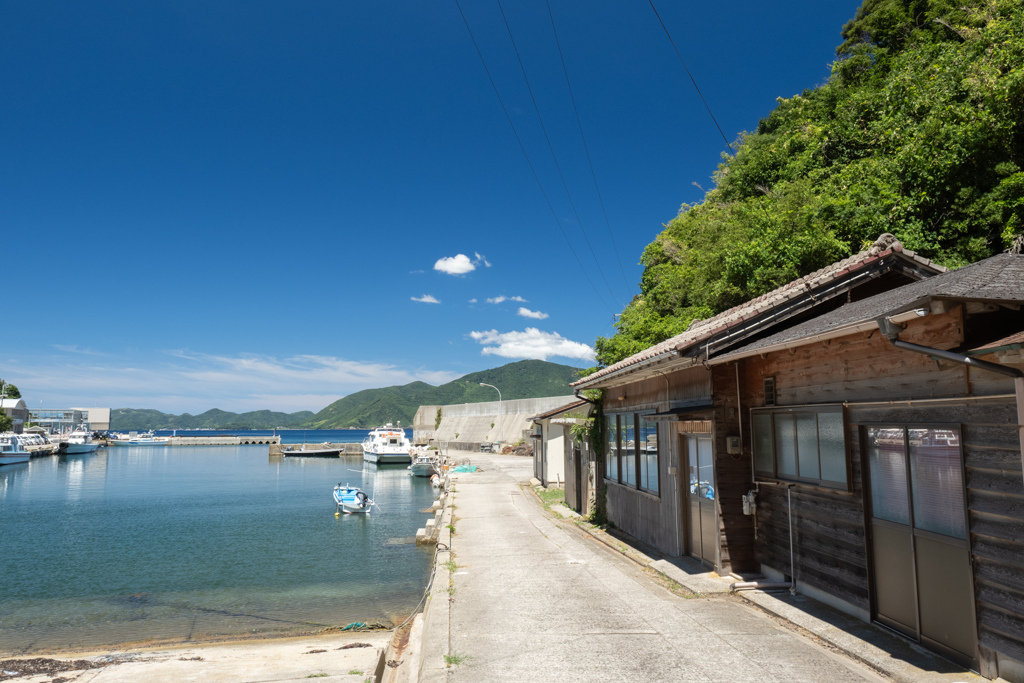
[452,0,618,318]
[648,0,733,152]
[544,0,635,302]
[494,0,625,312]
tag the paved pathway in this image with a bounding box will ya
[436,453,886,683]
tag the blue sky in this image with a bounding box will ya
[2,0,861,414]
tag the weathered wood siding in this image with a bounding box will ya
[738,304,1024,670]
[739,308,964,610]
[710,364,756,574]
[602,365,712,557]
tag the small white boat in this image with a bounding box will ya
[65,428,99,454]
[108,430,171,447]
[362,423,411,464]
[333,483,373,514]
[0,433,31,466]
[408,453,439,477]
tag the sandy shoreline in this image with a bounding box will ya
[0,630,393,683]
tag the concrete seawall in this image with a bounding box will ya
[428,395,577,446]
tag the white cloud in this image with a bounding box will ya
[411,294,440,304]
[486,295,527,304]
[434,253,491,276]
[5,351,463,414]
[469,328,595,362]
[517,307,549,320]
[468,298,478,304]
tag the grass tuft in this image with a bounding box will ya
[444,651,468,667]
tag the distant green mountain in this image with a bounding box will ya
[111,408,314,431]
[303,359,580,429]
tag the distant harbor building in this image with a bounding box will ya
[73,407,111,431]
[1,398,29,433]
[28,408,87,434]
[27,407,110,434]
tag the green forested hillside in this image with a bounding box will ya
[303,359,579,429]
[111,360,578,431]
[596,0,1024,366]
[111,408,314,431]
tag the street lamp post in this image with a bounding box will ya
[479,383,502,446]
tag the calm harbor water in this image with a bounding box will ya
[0,436,433,655]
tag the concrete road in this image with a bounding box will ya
[441,452,886,683]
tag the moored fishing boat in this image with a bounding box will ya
[283,443,342,457]
[408,453,439,477]
[0,433,31,466]
[361,423,410,464]
[332,483,373,514]
[108,430,171,446]
[65,428,99,454]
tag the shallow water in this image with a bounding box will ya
[0,446,434,654]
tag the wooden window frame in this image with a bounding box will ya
[751,404,850,491]
[604,411,661,498]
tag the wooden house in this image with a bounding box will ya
[707,252,1024,678]
[575,240,1024,680]
[572,234,945,568]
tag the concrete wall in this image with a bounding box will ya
[413,405,442,444]
[432,396,577,446]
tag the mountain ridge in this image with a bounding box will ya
[110,359,580,430]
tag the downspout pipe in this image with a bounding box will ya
[876,316,1024,481]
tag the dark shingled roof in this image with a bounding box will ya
[573,234,945,388]
[715,253,1024,362]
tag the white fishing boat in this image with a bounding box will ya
[332,483,373,514]
[108,430,171,446]
[0,433,31,466]
[65,428,99,454]
[361,423,411,464]
[408,452,439,477]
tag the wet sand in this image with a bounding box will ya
[0,631,391,683]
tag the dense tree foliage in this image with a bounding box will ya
[0,381,20,399]
[112,408,314,431]
[596,0,1024,366]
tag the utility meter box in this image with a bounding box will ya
[726,435,741,454]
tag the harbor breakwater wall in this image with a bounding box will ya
[168,435,281,446]
[419,395,577,448]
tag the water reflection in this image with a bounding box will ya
[0,447,435,654]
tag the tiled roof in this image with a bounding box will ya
[574,234,945,388]
[715,252,1024,362]
[531,399,589,421]
[969,329,1024,354]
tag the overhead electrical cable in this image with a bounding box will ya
[648,0,733,152]
[544,0,635,301]
[494,0,624,311]
[452,0,618,318]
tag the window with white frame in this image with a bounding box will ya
[752,405,848,489]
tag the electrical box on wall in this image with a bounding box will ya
[726,435,741,454]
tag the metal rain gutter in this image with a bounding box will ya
[876,315,1024,483]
